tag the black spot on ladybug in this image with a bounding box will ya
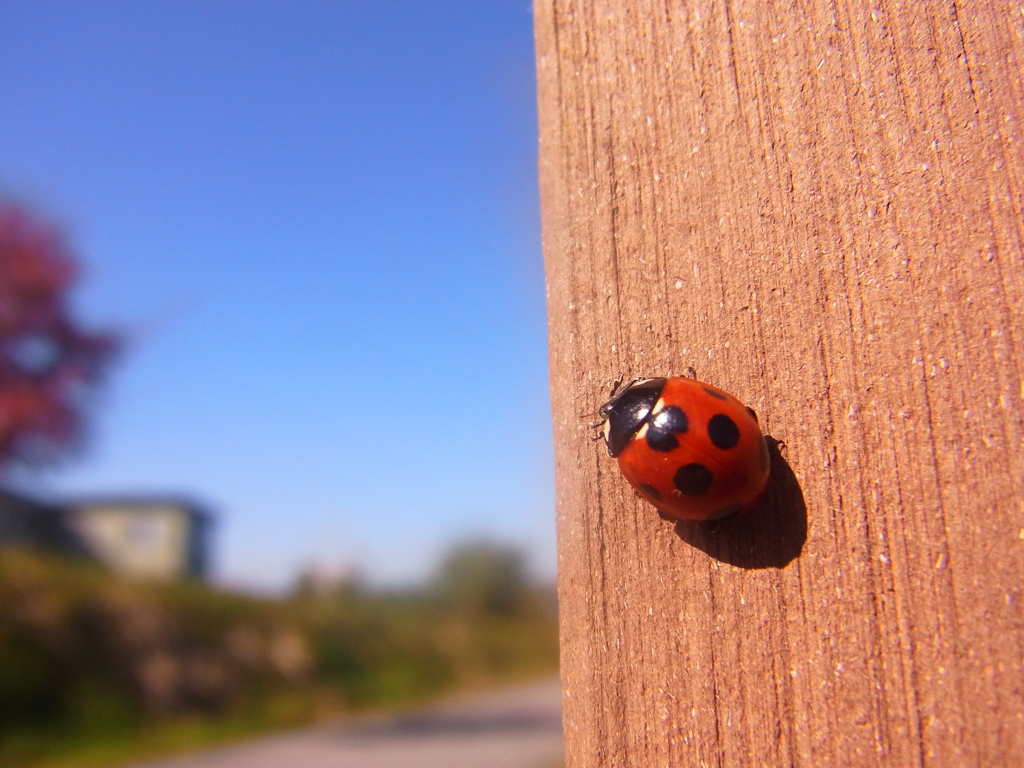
[746,406,758,423]
[711,502,743,519]
[638,483,662,502]
[673,463,713,495]
[707,414,740,450]
[758,435,770,472]
[646,432,680,452]
[646,405,689,452]
[701,386,728,400]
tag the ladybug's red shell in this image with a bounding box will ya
[599,377,769,522]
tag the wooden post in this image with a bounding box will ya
[535,1,1024,765]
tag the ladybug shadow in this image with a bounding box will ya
[671,438,806,569]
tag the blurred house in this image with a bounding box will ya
[66,499,213,580]
[0,491,212,580]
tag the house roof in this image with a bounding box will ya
[62,496,215,524]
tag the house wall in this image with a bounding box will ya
[67,503,203,580]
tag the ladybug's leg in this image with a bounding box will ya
[666,366,697,380]
[607,375,649,400]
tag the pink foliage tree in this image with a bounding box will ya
[0,204,118,471]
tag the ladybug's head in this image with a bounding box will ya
[598,377,667,457]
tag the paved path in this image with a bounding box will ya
[128,678,563,768]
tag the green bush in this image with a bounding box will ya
[0,544,558,768]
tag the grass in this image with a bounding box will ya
[1,692,316,768]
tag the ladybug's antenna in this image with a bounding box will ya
[579,375,626,424]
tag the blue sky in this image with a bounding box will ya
[0,1,552,590]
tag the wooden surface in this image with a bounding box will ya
[535,1,1024,766]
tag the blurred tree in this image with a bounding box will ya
[430,539,529,615]
[0,203,118,472]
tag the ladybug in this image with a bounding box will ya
[598,376,770,522]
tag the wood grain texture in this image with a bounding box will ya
[534,1,1024,766]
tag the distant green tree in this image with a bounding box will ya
[0,203,118,471]
[430,539,529,615]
